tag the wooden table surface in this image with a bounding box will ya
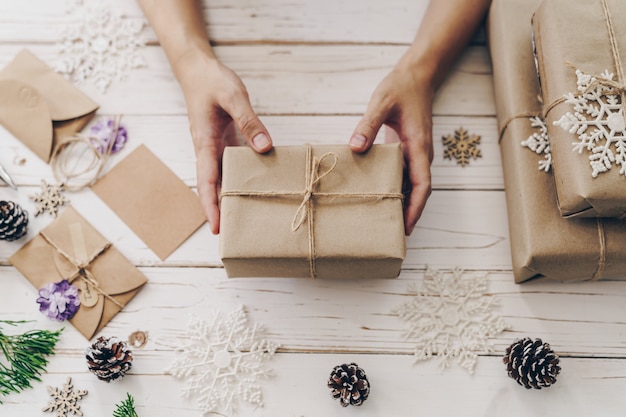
[1,1,625,416]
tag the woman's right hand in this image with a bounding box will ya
[175,49,273,234]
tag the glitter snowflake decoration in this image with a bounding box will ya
[56,0,147,93]
[42,377,88,417]
[521,116,552,172]
[442,128,482,167]
[167,306,280,415]
[30,180,69,217]
[554,68,626,178]
[393,267,509,374]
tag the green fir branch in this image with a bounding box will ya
[113,393,139,417]
[0,320,63,403]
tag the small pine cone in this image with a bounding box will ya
[504,337,561,389]
[0,200,28,241]
[86,336,133,382]
[327,363,370,407]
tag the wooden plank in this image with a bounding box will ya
[0,44,494,116]
[1,354,624,416]
[0,0,426,45]
[2,268,626,356]
[0,187,511,270]
[0,115,502,190]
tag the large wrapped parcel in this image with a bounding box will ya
[533,0,626,217]
[219,144,406,279]
[489,0,626,283]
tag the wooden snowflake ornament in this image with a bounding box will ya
[442,128,482,166]
[30,180,69,217]
[42,377,87,417]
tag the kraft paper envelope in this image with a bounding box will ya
[0,49,98,162]
[10,207,148,340]
[91,144,206,260]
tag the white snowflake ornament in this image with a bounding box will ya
[167,306,279,416]
[56,0,147,93]
[393,267,509,374]
[521,116,552,172]
[554,68,626,177]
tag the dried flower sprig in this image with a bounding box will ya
[0,320,63,402]
[113,393,139,417]
[90,118,128,155]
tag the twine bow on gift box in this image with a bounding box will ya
[39,222,124,309]
[220,144,404,279]
[541,0,626,119]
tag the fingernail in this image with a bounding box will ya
[349,134,367,149]
[252,133,270,150]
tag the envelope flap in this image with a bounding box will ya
[41,207,110,267]
[0,78,53,162]
[90,246,147,295]
[0,49,98,121]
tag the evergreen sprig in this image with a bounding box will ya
[113,393,139,417]
[0,320,63,402]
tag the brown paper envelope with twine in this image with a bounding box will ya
[0,49,98,163]
[533,0,626,217]
[9,206,148,340]
[219,144,406,279]
[91,144,206,260]
[489,0,626,283]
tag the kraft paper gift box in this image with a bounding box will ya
[10,207,148,339]
[489,0,626,283]
[0,49,98,163]
[532,0,626,217]
[219,144,406,279]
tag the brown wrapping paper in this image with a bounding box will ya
[219,144,406,279]
[0,49,98,163]
[533,0,626,217]
[10,207,148,339]
[489,0,626,283]
[91,144,206,260]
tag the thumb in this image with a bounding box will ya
[349,103,388,153]
[227,93,273,153]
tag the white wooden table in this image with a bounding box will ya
[1,1,625,416]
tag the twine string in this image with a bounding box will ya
[50,115,123,192]
[40,226,123,309]
[591,218,607,281]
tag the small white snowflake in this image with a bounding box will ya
[554,68,626,178]
[167,306,279,415]
[56,0,147,93]
[42,377,88,417]
[521,116,552,172]
[393,267,509,374]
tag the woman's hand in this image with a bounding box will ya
[349,63,434,235]
[176,49,273,234]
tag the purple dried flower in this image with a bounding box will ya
[37,279,81,321]
[89,119,128,154]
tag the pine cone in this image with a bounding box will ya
[0,200,28,241]
[86,336,133,382]
[504,337,561,389]
[327,363,370,407]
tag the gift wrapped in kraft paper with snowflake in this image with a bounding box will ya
[533,0,626,218]
[489,0,626,283]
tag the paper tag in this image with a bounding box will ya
[77,279,98,308]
